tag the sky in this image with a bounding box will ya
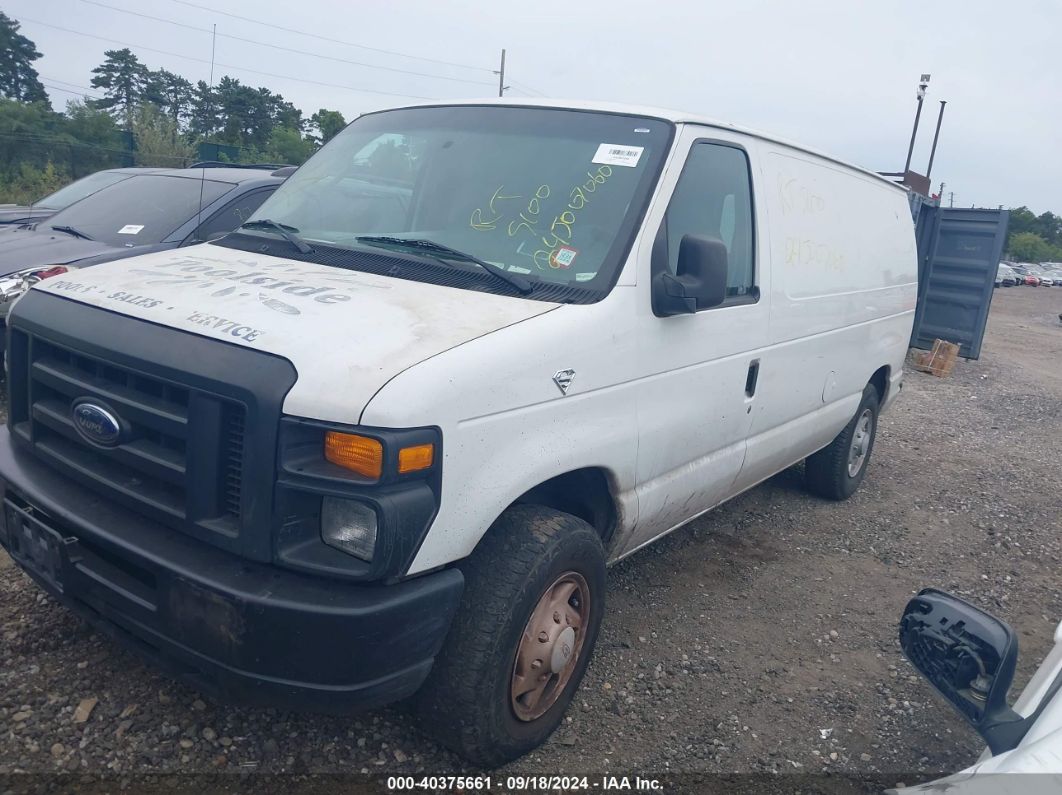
[9,0,1061,213]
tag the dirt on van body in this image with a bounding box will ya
[1,286,1060,792]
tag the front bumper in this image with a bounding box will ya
[0,427,464,712]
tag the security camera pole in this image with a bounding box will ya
[903,74,931,175]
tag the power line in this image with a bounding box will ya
[41,76,104,96]
[17,18,439,101]
[41,82,104,99]
[510,80,548,98]
[81,0,496,88]
[162,0,493,74]
[42,76,98,91]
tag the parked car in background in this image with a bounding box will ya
[0,164,291,348]
[996,264,1017,287]
[0,168,162,228]
[897,589,1062,792]
[1027,266,1055,287]
[1043,266,1062,285]
[1010,264,1040,286]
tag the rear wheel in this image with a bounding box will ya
[805,384,880,500]
[415,505,606,767]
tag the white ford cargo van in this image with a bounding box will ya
[0,100,917,765]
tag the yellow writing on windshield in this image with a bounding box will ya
[469,165,613,271]
[469,185,522,231]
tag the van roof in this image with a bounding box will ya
[385,98,906,191]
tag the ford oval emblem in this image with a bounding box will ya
[72,401,122,447]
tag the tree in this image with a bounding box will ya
[188,80,221,139]
[131,103,194,167]
[1006,206,1062,256]
[311,108,346,144]
[90,48,149,127]
[0,12,48,103]
[210,77,301,150]
[1036,211,1062,248]
[265,125,315,165]
[63,99,127,173]
[144,69,194,129]
[0,97,65,177]
[1008,232,1054,264]
[213,76,265,146]
[272,95,303,133]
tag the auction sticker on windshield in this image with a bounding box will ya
[117,224,144,235]
[592,143,643,168]
[550,246,578,269]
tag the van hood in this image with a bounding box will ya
[31,244,560,422]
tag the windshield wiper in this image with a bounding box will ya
[356,236,532,296]
[50,224,94,241]
[240,219,313,254]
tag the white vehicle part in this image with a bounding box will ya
[895,622,1062,792]
[32,245,560,423]
[366,124,916,574]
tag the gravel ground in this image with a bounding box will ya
[1,285,1060,792]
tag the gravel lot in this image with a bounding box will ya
[1,285,1060,792]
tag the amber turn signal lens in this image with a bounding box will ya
[398,443,434,474]
[324,432,383,479]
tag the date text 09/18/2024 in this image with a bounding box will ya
[386,776,664,792]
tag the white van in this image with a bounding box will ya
[0,100,917,765]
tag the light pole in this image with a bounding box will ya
[903,74,931,175]
[926,100,947,180]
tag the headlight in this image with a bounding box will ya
[321,497,378,561]
[0,265,69,318]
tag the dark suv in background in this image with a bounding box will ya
[0,163,292,349]
[0,168,165,228]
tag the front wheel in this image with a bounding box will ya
[805,384,880,500]
[415,505,606,767]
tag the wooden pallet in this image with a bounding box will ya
[913,339,960,377]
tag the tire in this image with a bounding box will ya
[415,504,606,767]
[805,383,880,501]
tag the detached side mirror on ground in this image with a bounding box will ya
[900,588,1028,754]
[653,234,729,315]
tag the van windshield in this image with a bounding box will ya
[235,105,672,300]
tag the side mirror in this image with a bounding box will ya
[652,234,728,316]
[900,588,1028,755]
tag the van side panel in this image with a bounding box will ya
[361,287,646,575]
[732,147,917,492]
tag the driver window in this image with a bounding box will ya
[664,143,755,299]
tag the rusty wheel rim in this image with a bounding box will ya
[510,571,590,722]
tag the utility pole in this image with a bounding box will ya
[938,181,945,201]
[903,74,931,175]
[948,191,954,208]
[925,100,947,179]
[497,49,507,97]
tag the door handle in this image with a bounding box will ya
[745,359,760,398]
